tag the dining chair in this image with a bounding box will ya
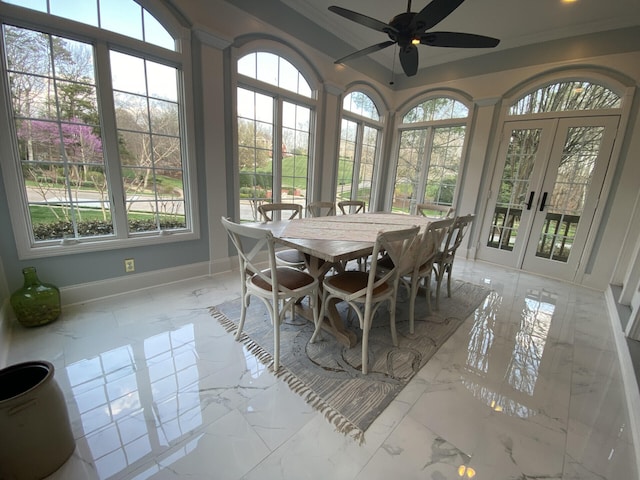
[257,203,306,270]
[337,200,368,269]
[416,203,455,218]
[377,217,454,333]
[220,216,319,372]
[258,202,303,222]
[310,225,420,374]
[406,217,454,331]
[432,214,475,309]
[338,200,366,215]
[307,201,335,217]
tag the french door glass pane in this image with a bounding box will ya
[534,126,604,262]
[487,128,540,251]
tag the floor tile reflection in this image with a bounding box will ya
[4,259,637,479]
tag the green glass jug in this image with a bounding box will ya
[10,267,61,327]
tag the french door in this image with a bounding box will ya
[478,116,618,281]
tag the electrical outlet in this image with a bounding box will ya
[124,258,135,273]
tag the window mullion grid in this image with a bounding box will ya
[415,127,434,213]
[352,121,364,200]
[46,34,82,239]
[273,96,283,211]
[94,41,128,238]
[142,59,161,231]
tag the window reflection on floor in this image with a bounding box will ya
[243,345,267,378]
[463,289,556,419]
[466,291,501,375]
[507,289,555,396]
[64,324,202,479]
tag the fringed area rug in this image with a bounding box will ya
[209,280,490,443]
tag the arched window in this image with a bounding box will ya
[236,49,316,221]
[336,90,383,209]
[0,0,196,257]
[509,81,621,115]
[392,96,470,214]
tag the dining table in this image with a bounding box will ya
[247,212,437,347]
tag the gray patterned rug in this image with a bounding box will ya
[209,280,490,443]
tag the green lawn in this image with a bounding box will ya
[247,155,354,190]
[29,205,182,224]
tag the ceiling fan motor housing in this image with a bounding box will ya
[387,12,419,47]
[329,0,500,77]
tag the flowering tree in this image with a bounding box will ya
[18,118,106,220]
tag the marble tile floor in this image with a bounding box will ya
[5,259,638,479]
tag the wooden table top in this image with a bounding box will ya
[248,212,434,263]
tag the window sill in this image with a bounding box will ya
[18,230,199,260]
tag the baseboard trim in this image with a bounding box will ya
[60,261,211,306]
[605,285,640,472]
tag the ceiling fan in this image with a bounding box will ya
[329,0,500,77]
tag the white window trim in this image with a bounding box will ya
[339,88,386,206]
[0,1,199,260]
[231,38,321,220]
[386,91,474,213]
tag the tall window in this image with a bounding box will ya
[0,0,195,257]
[336,90,382,209]
[236,51,315,221]
[392,96,469,214]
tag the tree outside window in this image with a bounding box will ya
[393,96,469,214]
[0,0,193,254]
[236,51,314,221]
[336,91,381,209]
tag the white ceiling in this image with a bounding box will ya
[279,0,640,73]
[218,0,640,87]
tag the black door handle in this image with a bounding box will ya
[539,192,548,212]
[526,191,535,210]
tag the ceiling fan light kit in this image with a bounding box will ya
[330,0,500,77]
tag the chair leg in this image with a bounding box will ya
[435,266,445,310]
[235,294,250,340]
[273,303,281,371]
[389,297,398,347]
[424,273,432,315]
[361,315,370,374]
[310,291,327,344]
[409,276,420,334]
[446,264,452,297]
[310,289,319,340]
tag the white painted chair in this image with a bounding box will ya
[307,201,336,217]
[337,200,367,269]
[258,202,306,269]
[338,200,366,215]
[417,202,455,218]
[432,214,475,309]
[377,217,455,333]
[221,216,319,371]
[310,226,420,374]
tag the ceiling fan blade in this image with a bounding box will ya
[328,6,397,34]
[410,0,466,32]
[399,45,419,77]
[420,32,500,48]
[334,40,396,64]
